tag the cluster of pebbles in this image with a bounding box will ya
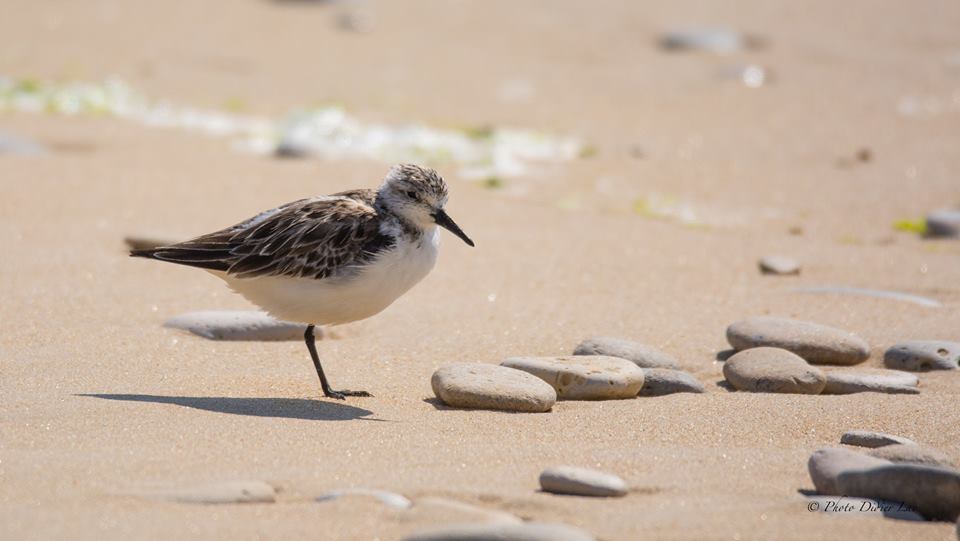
[806,430,960,524]
[431,336,703,412]
[721,316,958,395]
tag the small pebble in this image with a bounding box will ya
[410,497,521,524]
[822,369,919,395]
[316,489,412,509]
[805,495,924,521]
[723,347,826,394]
[573,337,679,369]
[431,364,556,412]
[0,130,46,155]
[402,521,595,541]
[869,444,956,469]
[840,430,917,449]
[927,209,960,238]
[758,255,800,275]
[164,311,306,341]
[638,369,705,396]
[659,28,750,53]
[142,480,276,504]
[837,464,960,521]
[539,466,628,497]
[807,447,890,496]
[884,341,960,371]
[726,316,870,365]
[501,356,644,400]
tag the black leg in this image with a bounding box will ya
[304,324,371,400]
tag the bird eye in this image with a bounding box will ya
[405,190,418,200]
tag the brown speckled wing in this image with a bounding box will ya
[133,190,394,280]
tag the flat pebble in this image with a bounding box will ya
[164,311,306,341]
[884,341,960,371]
[501,356,644,400]
[822,369,919,395]
[659,28,750,53]
[805,495,924,521]
[808,447,891,496]
[869,444,956,469]
[539,466,628,497]
[726,316,870,365]
[316,489,412,509]
[0,130,46,155]
[572,337,680,369]
[143,480,276,504]
[638,369,705,396]
[403,521,595,541]
[723,347,826,394]
[758,255,800,275]
[841,430,917,448]
[431,364,556,412]
[837,464,960,521]
[410,498,521,524]
[927,209,960,238]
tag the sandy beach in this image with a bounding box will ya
[2,1,960,539]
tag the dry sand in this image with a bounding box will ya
[2,1,959,539]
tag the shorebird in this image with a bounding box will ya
[132,164,474,399]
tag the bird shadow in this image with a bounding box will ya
[78,394,374,421]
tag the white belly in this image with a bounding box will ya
[220,229,439,325]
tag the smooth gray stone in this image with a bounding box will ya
[869,444,957,469]
[659,28,749,53]
[808,447,891,496]
[841,430,917,448]
[884,341,960,371]
[164,311,306,341]
[726,316,870,365]
[805,495,924,521]
[823,369,919,395]
[837,464,960,521]
[501,356,644,400]
[316,489,412,509]
[723,347,826,394]
[539,466,628,497]
[403,522,595,541]
[758,255,800,275]
[927,209,960,238]
[431,364,556,412]
[638,368,705,396]
[0,130,46,155]
[573,337,680,369]
[141,480,276,504]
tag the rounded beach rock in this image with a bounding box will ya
[164,311,306,341]
[572,337,680,369]
[822,369,919,395]
[539,466,628,497]
[884,341,960,371]
[402,521,595,541]
[431,364,556,412]
[837,464,960,521]
[726,316,869,365]
[638,368,705,396]
[722,347,826,394]
[840,430,917,448]
[758,255,800,275]
[926,209,960,238]
[868,444,956,469]
[501,356,644,400]
[807,447,891,496]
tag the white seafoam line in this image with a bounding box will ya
[0,76,580,179]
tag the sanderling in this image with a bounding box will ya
[132,164,474,399]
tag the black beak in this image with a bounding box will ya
[433,209,475,247]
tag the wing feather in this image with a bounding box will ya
[132,191,394,280]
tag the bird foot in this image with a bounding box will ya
[323,389,373,400]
